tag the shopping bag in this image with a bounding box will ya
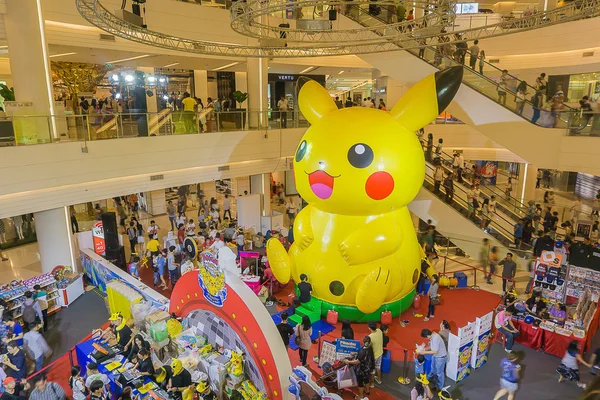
[337,366,358,389]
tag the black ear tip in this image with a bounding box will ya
[296,76,314,98]
[434,66,463,113]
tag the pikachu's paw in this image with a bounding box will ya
[266,238,291,284]
[297,233,314,251]
[355,267,391,314]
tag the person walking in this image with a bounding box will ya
[295,315,312,367]
[480,238,489,284]
[487,246,499,284]
[499,253,517,294]
[557,340,591,389]
[23,324,50,372]
[468,40,480,70]
[493,352,521,400]
[418,329,448,389]
[70,206,79,233]
[29,375,66,400]
[423,275,439,322]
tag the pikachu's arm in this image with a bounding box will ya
[339,218,403,265]
[293,204,314,251]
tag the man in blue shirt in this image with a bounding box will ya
[3,319,24,347]
[154,252,167,290]
[513,219,524,248]
[2,341,27,379]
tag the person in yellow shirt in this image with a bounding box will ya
[181,92,197,133]
[368,321,383,386]
[146,234,161,257]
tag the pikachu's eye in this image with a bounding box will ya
[347,143,373,169]
[296,140,307,162]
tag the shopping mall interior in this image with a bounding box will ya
[2,0,600,399]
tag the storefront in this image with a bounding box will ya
[267,73,326,114]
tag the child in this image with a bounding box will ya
[414,354,425,378]
[557,340,591,389]
[128,256,140,280]
[494,352,520,400]
[380,324,389,355]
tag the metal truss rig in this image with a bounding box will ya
[76,0,600,58]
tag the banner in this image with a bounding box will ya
[91,221,105,256]
[447,321,475,382]
[471,311,493,369]
[335,338,361,359]
[475,161,499,186]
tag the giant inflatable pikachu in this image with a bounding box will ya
[267,66,463,322]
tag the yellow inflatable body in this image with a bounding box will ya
[267,66,463,321]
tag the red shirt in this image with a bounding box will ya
[178,229,185,244]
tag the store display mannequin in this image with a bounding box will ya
[11,216,24,241]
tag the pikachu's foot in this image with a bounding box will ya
[355,267,392,314]
[266,238,291,284]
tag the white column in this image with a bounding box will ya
[138,67,157,113]
[517,163,538,203]
[194,70,208,102]
[5,0,55,140]
[34,207,76,273]
[247,57,269,128]
[250,173,272,216]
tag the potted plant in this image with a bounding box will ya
[232,90,248,129]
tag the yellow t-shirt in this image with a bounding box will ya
[146,239,160,252]
[369,329,383,359]
[182,97,196,112]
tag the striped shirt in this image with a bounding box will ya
[29,382,66,400]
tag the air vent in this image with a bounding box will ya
[99,34,116,41]
[218,165,230,172]
[583,51,595,57]
[150,174,164,181]
[489,59,500,64]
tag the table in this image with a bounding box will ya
[240,275,261,294]
[75,338,153,398]
[513,319,544,351]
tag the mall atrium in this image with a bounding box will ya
[0,0,600,399]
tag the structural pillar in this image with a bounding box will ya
[517,163,538,204]
[138,67,157,113]
[5,0,55,140]
[193,70,208,102]
[250,173,272,216]
[34,207,77,273]
[247,57,269,129]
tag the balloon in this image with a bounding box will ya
[267,67,463,321]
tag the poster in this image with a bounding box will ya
[91,221,105,256]
[475,161,499,186]
[447,321,475,382]
[319,341,337,367]
[335,338,360,359]
[471,311,493,369]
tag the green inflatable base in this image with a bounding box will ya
[318,288,416,323]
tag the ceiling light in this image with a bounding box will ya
[0,46,8,49]
[115,93,121,99]
[163,62,179,68]
[300,66,316,74]
[159,77,166,83]
[213,62,240,71]
[338,70,344,75]
[163,95,169,100]
[112,74,120,81]
[147,76,157,82]
[106,54,151,64]
[125,74,134,82]
[45,20,100,32]
[49,52,77,58]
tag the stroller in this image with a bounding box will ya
[317,359,347,392]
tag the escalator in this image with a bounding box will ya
[341,6,593,166]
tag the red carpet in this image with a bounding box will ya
[274,285,501,399]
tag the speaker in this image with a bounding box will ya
[278,23,289,39]
[101,212,119,252]
[329,9,337,21]
[106,246,126,271]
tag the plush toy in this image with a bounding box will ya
[227,351,244,377]
[267,67,463,319]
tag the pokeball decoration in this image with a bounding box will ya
[183,237,198,259]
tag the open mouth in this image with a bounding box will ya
[307,170,338,200]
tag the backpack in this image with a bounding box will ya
[22,302,37,325]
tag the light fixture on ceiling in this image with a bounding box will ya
[125,74,134,82]
[213,62,240,71]
[338,70,344,75]
[49,52,77,58]
[163,95,169,100]
[300,66,316,74]
[111,74,120,81]
[147,76,157,83]
[106,54,151,64]
[115,93,122,99]
[0,46,8,49]
[163,62,180,68]
[159,77,166,83]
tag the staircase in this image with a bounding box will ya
[288,297,323,325]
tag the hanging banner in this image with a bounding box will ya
[471,311,493,369]
[91,221,105,256]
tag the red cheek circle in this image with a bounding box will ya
[365,172,395,200]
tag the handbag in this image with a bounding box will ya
[337,366,358,389]
[430,296,441,306]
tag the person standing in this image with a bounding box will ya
[425,133,434,162]
[343,336,375,399]
[70,366,87,400]
[334,96,343,109]
[480,238,489,284]
[433,164,444,194]
[167,246,180,288]
[418,329,448,389]
[69,207,79,234]
[147,220,160,240]
[28,375,66,400]
[513,220,524,249]
[487,246,499,284]
[468,40,480,70]
[167,201,177,231]
[423,275,439,322]
[181,92,197,133]
[341,320,354,340]
[276,312,294,349]
[2,376,30,400]
[277,95,288,128]
[344,97,353,108]
[297,274,312,303]
[493,352,521,400]
[295,315,313,367]
[223,195,232,220]
[21,291,43,329]
[32,284,49,331]
[368,322,384,386]
[127,222,138,255]
[443,172,454,204]
[497,70,508,106]
[2,341,27,380]
[499,253,517,295]
[479,50,486,74]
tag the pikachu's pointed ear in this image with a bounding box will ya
[390,66,463,132]
[297,77,338,125]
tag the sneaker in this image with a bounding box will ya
[505,348,512,353]
[374,377,381,385]
[487,280,493,285]
[423,317,430,322]
[578,383,587,390]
